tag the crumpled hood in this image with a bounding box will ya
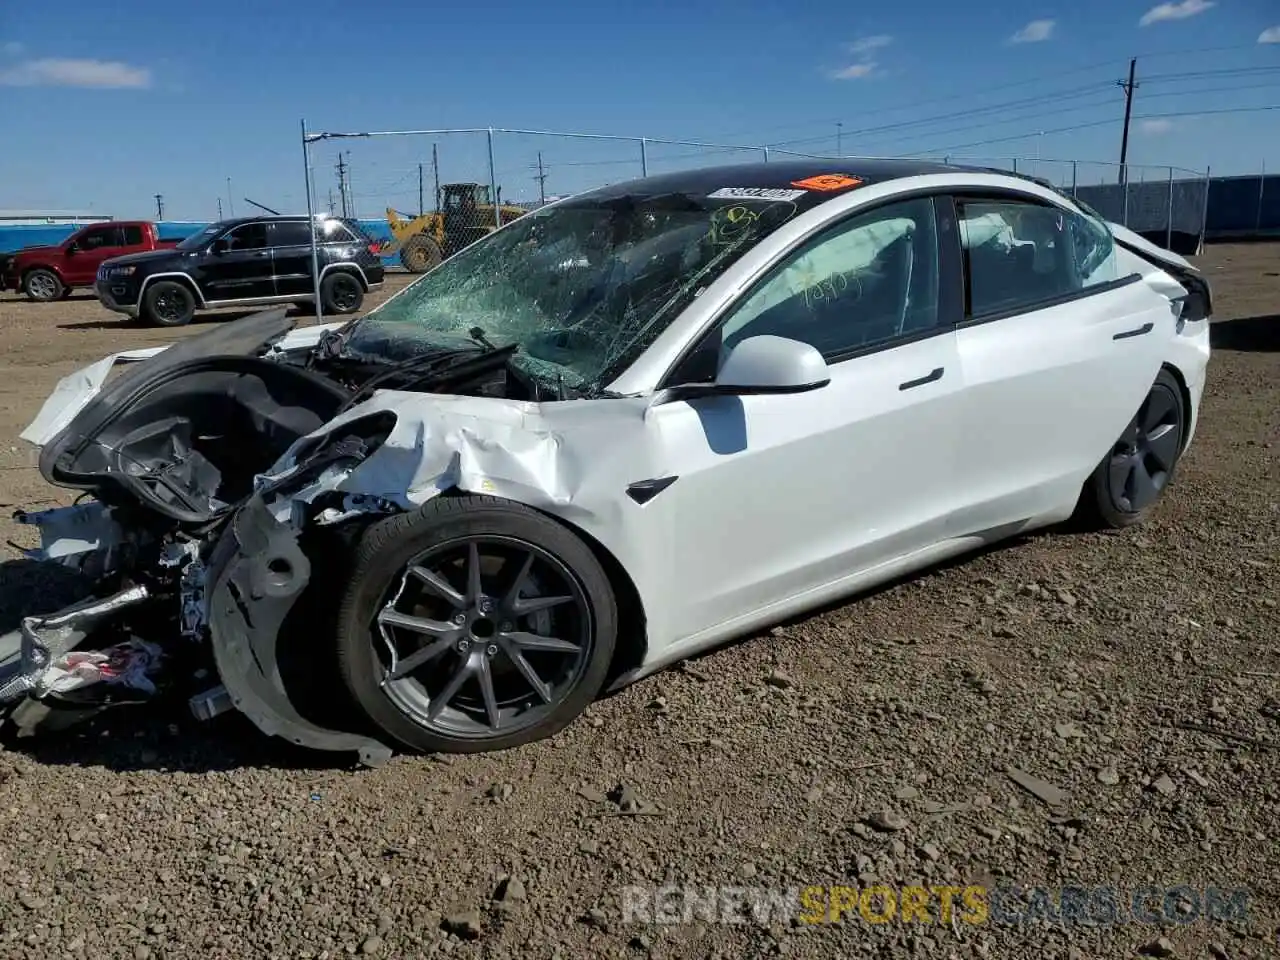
[20,310,350,447]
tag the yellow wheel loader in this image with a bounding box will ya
[384,183,528,273]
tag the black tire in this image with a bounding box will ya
[140,280,196,327]
[335,495,618,754]
[320,271,364,315]
[1074,367,1186,530]
[399,233,443,273]
[23,268,64,302]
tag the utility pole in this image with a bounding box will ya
[432,143,440,211]
[217,198,223,220]
[336,153,349,217]
[418,163,424,216]
[1117,57,1138,185]
[836,122,843,157]
[328,189,335,215]
[154,194,164,219]
[534,151,548,205]
[226,178,235,217]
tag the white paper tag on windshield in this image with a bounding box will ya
[709,187,806,202]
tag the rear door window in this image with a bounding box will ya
[270,221,313,247]
[956,198,1122,319]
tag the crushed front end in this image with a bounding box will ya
[2,307,587,764]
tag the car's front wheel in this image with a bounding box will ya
[320,271,364,315]
[23,269,64,302]
[1075,367,1186,529]
[140,280,197,327]
[335,495,618,753]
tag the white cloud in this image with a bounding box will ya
[1259,26,1280,43]
[831,36,891,80]
[1139,118,1175,134]
[0,57,151,88]
[1,41,22,56]
[830,62,877,79]
[1139,0,1215,26]
[847,35,893,55]
[1010,19,1056,43]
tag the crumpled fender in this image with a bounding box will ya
[205,493,392,767]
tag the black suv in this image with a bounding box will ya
[94,215,386,327]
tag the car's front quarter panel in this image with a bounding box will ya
[263,390,683,658]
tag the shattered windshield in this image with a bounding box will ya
[341,191,804,391]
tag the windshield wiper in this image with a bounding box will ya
[335,341,517,414]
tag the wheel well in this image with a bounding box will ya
[1160,361,1193,452]
[144,275,201,303]
[22,265,62,281]
[324,265,368,291]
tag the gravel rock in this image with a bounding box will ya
[865,810,909,833]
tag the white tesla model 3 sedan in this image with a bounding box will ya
[6,160,1210,763]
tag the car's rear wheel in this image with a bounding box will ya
[23,269,63,302]
[335,495,617,753]
[1075,368,1186,529]
[141,280,196,327]
[320,271,364,314]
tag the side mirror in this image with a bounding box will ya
[713,335,830,394]
[65,242,78,255]
[210,238,228,255]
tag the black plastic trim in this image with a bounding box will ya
[626,476,679,505]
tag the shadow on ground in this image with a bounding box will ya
[1211,314,1280,353]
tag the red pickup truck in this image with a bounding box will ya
[2,221,181,302]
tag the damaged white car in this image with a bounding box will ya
[1,161,1212,765]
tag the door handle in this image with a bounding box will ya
[899,367,944,391]
[1113,321,1153,340]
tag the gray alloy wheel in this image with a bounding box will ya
[24,269,63,302]
[375,536,593,738]
[335,495,618,754]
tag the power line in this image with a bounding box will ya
[688,42,1264,147]
[1142,65,1280,83]
[922,104,1280,155]
[766,82,1116,150]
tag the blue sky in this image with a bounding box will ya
[1,0,1278,220]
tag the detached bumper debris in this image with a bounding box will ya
[0,585,155,703]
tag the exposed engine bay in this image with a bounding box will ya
[0,308,573,765]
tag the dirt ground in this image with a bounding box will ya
[0,249,1276,960]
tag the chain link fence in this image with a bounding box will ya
[299,124,1228,273]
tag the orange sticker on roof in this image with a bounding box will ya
[791,174,863,192]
